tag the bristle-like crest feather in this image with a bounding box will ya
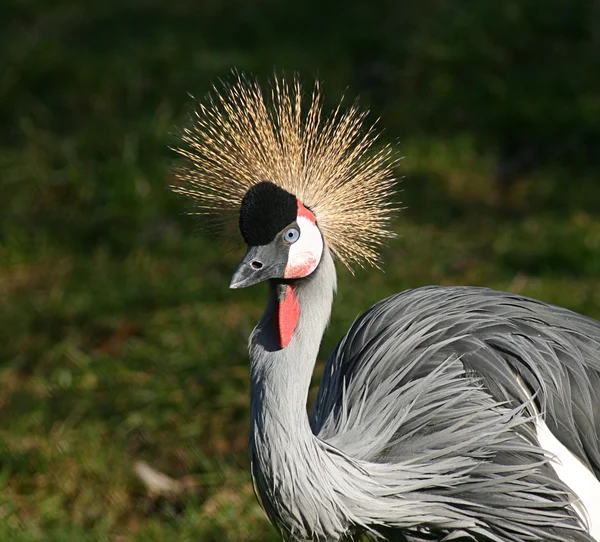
[173,73,399,269]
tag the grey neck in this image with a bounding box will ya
[249,245,336,440]
[248,246,340,537]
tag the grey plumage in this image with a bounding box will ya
[250,246,599,542]
[316,285,600,475]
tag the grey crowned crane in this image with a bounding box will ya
[174,75,600,541]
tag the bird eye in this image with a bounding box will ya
[283,227,300,244]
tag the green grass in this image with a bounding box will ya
[3,1,600,540]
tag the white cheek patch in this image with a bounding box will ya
[284,215,324,279]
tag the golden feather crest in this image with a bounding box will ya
[173,73,399,269]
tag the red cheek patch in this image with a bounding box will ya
[297,200,316,223]
[277,285,300,348]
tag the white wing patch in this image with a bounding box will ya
[535,417,600,540]
[516,377,600,540]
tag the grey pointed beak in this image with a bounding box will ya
[230,245,287,289]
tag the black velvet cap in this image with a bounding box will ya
[239,181,297,245]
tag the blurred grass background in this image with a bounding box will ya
[2,0,600,540]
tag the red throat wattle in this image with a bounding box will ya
[277,285,300,348]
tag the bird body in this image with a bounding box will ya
[317,284,600,540]
[249,245,600,541]
[175,74,600,541]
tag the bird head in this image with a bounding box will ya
[230,181,323,289]
[173,73,399,277]
[174,74,399,348]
